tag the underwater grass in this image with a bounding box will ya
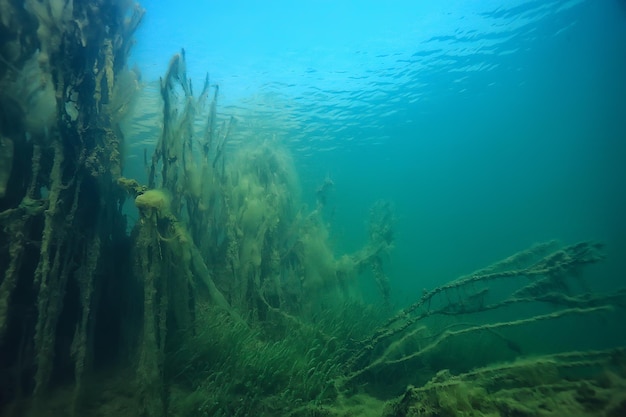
[165,301,386,417]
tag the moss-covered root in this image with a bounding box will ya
[134,219,166,417]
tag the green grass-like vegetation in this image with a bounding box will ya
[166,302,386,417]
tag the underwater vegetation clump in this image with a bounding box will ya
[382,348,626,417]
[1,1,626,417]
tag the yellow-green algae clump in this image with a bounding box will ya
[135,189,171,215]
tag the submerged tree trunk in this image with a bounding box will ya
[0,0,143,414]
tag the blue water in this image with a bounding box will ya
[129,0,626,305]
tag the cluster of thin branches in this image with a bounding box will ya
[343,241,623,385]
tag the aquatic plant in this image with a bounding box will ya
[382,348,626,417]
[114,46,396,416]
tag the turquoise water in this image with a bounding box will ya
[4,2,626,414]
[129,0,626,305]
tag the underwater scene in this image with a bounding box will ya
[1,0,626,416]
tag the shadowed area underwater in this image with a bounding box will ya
[1,1,626,416]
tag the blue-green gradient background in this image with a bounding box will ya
[128,0,626,308]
